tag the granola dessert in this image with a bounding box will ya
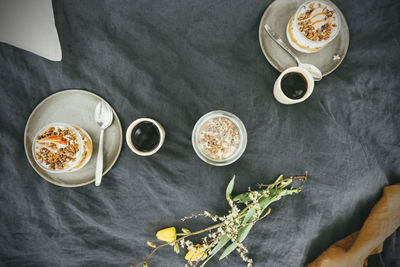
[286,1,340,53]
[197,117,240,161]
[32,123,92,172]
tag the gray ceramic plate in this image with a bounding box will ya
[24,89,123,187]
[259,0,349,76]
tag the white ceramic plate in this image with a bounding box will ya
[24,89,123,187]
[259,0,350,77]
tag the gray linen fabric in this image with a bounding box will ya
[0,0,399,266]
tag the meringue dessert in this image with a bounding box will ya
[286,1,340,53]
[32,123,92,172]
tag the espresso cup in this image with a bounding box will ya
[126,118,165,156]
[273,66,314,104]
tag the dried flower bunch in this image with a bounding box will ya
[134,173,307,267]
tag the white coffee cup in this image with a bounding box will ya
[126,118,165,156]
[273,66,314,104]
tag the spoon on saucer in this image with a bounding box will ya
[94,101,113,186]
[264,24,322,81]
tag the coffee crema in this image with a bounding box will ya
[131,121,160,152]
[281,72,308,99]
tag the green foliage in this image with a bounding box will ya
[135,173,307,267]
[226,175,235,203]
[174,243,180,254]
[219,242,239,260]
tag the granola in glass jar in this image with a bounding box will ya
[197,117,240,161]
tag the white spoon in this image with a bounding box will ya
[94,101,113,186]
[264,24,322,81]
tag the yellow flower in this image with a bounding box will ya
[185,244,207,262]
[156,227,176,242]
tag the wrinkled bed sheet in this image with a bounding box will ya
[0,0,399,266]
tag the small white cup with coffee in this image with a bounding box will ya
[126,118,165,156]
[273,66,314,104]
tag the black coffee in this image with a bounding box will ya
[281,72,308,99]
[131,122,160,152]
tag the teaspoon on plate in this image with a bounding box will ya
[264,23,322,81]
[94,101,113,186]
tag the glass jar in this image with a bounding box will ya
[192,110,247,166]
